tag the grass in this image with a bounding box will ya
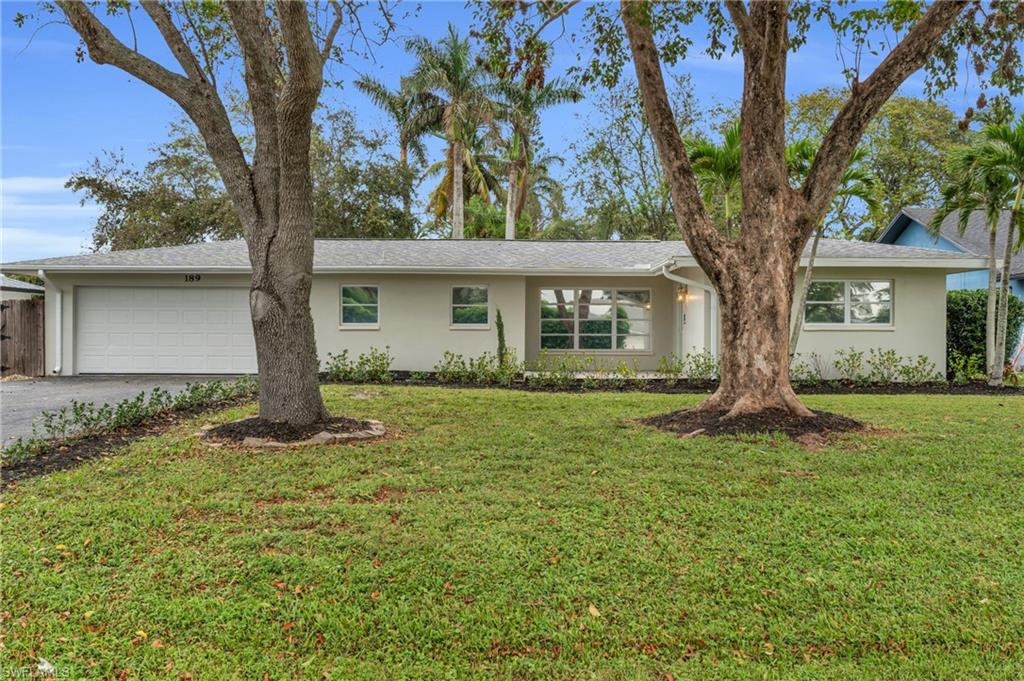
[2,386,1023,679]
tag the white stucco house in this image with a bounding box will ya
[0,238,986,377]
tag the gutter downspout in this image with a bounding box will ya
[659,263,719,359]
[37,269,61,375]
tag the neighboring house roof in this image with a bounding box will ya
[878,207,1023,278]
[0,238,988,275]
[0,274,44,293]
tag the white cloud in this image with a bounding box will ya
[2,176,71,194]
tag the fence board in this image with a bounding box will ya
[1,298,45,377]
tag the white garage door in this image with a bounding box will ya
[76,287,257,374]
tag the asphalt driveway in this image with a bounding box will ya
[1,375,236,443]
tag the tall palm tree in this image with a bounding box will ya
[688,123,742,238]
[407,26,494,239]
[971,117,1024,383]
[423,121,502,228]
[788,145,879,353]
[496,78,580,239]
[931,145,1013,384]
[354,75,429,220]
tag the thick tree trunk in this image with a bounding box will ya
[789,223,823,354]
[985,225,999,383]
[452,140,465,239]
[505,163,518,240]
[247,226,328,424]
[700,227,813,418]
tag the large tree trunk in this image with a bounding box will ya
[452,140,465,239]
[789,223,823,355]
[504,162,518,240]
[985,224,999,383]
[700,220,813,418]
[247,227,328,424]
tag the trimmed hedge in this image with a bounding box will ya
[947,289,1024,368]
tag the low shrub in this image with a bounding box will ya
[949,351,985,384]
[896,355,941,385]
[791,353,829,384]
[833,347,867,383]
[867,348,901,385]
[434,351,470,384]
[656,354,686,384]
[686,350,718,382]
[324,347,393,383]
[3,375,258,465]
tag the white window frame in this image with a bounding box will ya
[450,284,490,330]
[538,287,653,354]
[339,284,380,330]
[803,279,894,330]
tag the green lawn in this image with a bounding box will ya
[3,387,1023,679]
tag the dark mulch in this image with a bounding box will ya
[204,416,372,443]
[322,374,1023,396]
[2,396,254,488]
[641,407,865,441]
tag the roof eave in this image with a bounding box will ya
[805,257,989,270]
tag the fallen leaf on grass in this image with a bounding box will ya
[588,604,601,618]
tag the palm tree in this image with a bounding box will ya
[688,123,742,238]
[423,121,502,229]
[496,78,580,239]
[788,145,879,353]
[971,117,1024,383]
[354,75,428,220]
[407,26,494,239]
[931,146,1012,384]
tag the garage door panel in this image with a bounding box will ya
[76,287,256,374]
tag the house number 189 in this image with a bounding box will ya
[184,274,202,282]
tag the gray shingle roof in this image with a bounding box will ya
[1,237,985,274]
[895,207,1023,277]
[0,274,44,293]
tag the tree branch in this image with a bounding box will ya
[322,0,345,64]
[802,1,967,229]
[57,0,195,103]
[57,0,259,234]
[735,1,791,240]
[619,1,729,270]
[723,0,757,54]
[140,1,207,84]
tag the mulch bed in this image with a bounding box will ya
[641,407,865,441]
[323,375,1023,396]
[203,416,373,444]
[2,396,254,488]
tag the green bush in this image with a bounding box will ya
[3,376,258,465]
[323,347,393,383]
[947,289,1024,371]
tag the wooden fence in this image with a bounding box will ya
[1,298,45,377]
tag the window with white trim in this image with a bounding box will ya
[540,288,651,351]
[451,285,489,326]
[340,285,379,327]
[804,280,892,326]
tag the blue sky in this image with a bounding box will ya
[1,1,1013,262]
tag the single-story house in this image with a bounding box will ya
[1,238,986,377]
[0,274,44,301]
[878,206,1024,366]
